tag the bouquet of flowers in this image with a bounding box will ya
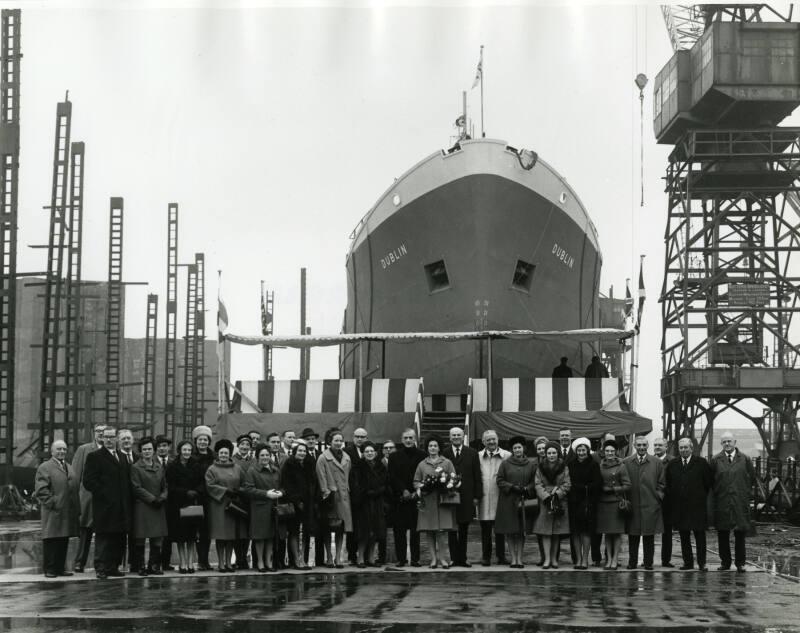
[416,468,462,508]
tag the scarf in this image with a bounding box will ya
[538,457,565,484]
[330,448,344,463]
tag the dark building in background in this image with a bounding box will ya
[12,277,225,467]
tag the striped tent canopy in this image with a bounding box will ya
[231,378,423,414]
[471,378,624,413]
[468,377,651,440]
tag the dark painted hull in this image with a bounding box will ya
[341,142,602,394]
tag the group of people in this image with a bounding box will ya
[33,421,755,578]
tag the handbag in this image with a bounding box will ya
[179,504,204,519]
[439,490,461,506]
[618,493,632,516]
[547,494,564,517]
[522,498,538,509]
[225,499,249,520]
[274,502,296,521]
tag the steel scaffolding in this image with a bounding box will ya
[260,281,274,381]
[143,293,158,435]
[0,8,20,481]
[63,141,84,448]
[37,99,71,454]
[105,197,123,426]
[194,253,205,426]
[661,129,800,455]
[164,203,178,440]
[181,262,197,439]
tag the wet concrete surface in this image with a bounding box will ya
[0,522,799,632]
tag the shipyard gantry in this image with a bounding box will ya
[656,5,800,461]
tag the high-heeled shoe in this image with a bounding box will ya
[429,561,439,569]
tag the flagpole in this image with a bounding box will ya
[480,45,485,138]
[217,269,223,416]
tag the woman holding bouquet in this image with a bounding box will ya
[413,435,457,569]
[494,436,536,568]
[534,441,572,569]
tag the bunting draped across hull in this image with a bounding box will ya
[341,138,603,394]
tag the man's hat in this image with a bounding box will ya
[300,427,319,439]
[155,434,172,446]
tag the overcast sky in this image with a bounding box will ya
[16,1,790,431]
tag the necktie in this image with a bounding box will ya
[640,457,645,465]
[683,458,688,467]
[59,460,66,472]
[456,448,460,459]
[729,453,733,463]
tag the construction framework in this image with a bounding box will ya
[104,197,124,426]
[143,293,158,435]
[194,252,205,426]
[181,262,197,439]
[660,129,800,456]
[164,203,178,439]
[63,141,85,448]
[37,99,71,454]
[260,281,274,381]
[0,9,20,481]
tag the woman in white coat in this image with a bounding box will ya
[477,430,510,566]
[316,430,353,567]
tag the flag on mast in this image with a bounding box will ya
[624,278,633,323]
[471,47,483,89]
[637,255,646,328]
[217,273,229,414]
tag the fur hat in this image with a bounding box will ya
[214,438,234,454]
[571,437,591,452]
[192,425,212,441]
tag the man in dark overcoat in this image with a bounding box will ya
[35,439,79,577]
[70,423,105,572]
[653,436,675,567]
[711,431,755,572]
[623,436,665,570]
[344,427,369,564]
[442,426,483,567]
[666,437,713,570]
[83,427,133,579]
[387,427,426,566]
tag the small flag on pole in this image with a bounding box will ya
[637,255,646,328]
[217,272,229,415]
[471,47,483,89]
[624,278,633,323]
[218,298,229,340]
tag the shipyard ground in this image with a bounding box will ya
[0,521,798,632]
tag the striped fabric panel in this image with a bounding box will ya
[272,381,291,413]
[258,380,274,413]
[388,379,408,412]
[491,379,504,412]
[601,379,622,411]
[322,379,340,412]
[584,379,603,410]
[472,379,488,412]
[519,379,535,412]
[534,379,553,412]
[338,379,357,412]
[369,379,390,413]
[568,378,586,410]
[239,381,261,413]
[289,380,307,413]
[502,378,519,412]
[305,380,324,413]
[404,379,421,412]
[552,378,569,411]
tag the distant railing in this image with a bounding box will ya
[753,456,799,522]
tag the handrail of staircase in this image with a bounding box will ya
[464,378,473,446]
[414,377,425,440]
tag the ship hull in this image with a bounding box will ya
[342,141,602,394]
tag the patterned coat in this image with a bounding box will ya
[130,459,168,539]
[241,461,282,540]
[623,454,666,535]
[710,449,755,532]
[205,461,244,540]
[533,461,571,535]
[34,458,79,539]
[477,447,511,521]
[316,449,353,532]
[494,456,536,535]
[596,457,631,535]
